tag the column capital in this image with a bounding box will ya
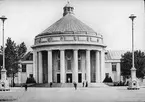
[60,49,65,51]
[86,49,91,51]
[73,49,78,51]
[47,50,52,52]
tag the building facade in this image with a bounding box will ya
[31,3,106,84]
[19,50,125,84]
[17,3,126,84]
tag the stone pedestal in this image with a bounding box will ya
[0,68,10,91]
[127,67,140,90]
[18,67,22,85]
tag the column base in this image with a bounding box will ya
[127,80,140,90]
[0,79,10,91]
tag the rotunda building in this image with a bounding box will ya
[32,2,106,84]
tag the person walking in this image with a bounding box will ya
[73,82,77,90]
[24,84,27,91]
[50,82,53,88]
[82,81,84,87]
[85,81,88,87]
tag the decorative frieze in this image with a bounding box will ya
[41,38,47,43]
[78,36,87,41]
[51,37,61,41]
[35,35,103,46]
[64,36,74,41]
[90,37,97,42]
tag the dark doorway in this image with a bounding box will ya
[57,74,60,83]
[78,73,82,83]
[66,73,72,83]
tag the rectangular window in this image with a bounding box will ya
[57,60,60,71]
[22,64,26,72]
[112,63,117,72]
[67,60,71,70]
[78,60,81,70]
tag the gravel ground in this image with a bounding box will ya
[0,87,145,102]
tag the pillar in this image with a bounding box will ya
[38,51,43,83]
[117,63,121,82]
[1,68,6,81]
[18,64,22,84]
[73,49,78,83]
[33,51,38,83]
[82,54,85,82]
[48,50,52,83]
[86,50,90,83]
[96,51,100,83]
[60,50,65,83]
[100,50,105,82]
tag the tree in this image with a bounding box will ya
[121,50,145,78]
[4,37,27,85]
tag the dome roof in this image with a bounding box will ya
[37,14,96,37]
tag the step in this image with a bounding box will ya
[30,83,109,88]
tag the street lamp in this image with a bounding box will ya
[0,16,10,91]
[0,16,7,72]
[127,14,139,90]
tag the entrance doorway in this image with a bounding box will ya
[66,73,72,83]
[57,74,60,83]
[78,73,82,83]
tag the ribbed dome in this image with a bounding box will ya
[37,14,96,36]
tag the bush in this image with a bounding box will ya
[103,76,113,83]
[26,77,36,84]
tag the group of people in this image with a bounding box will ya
[24,81,88,91]
[82,81,88,87]
[73,81,88,90]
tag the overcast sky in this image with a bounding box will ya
[0,0,144,51]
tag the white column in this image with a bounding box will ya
[73,49,78,83]
[48,50,52,83]
[38,51,43,83]
[33,51,38,83]
[86,50,91,83]
[82,54,85,82]
[18,64,22,84]
[60,50,65,83]
[96,51,100,83]
[100,50,105,82]
[117,63,121,82]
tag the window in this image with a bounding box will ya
[66,51,72,70]
[112,63,117,72]
[78,60,81,70]
[67,60,71,70]
[57,60,60,71]
[22,64,26,72]
[78,53,81,70]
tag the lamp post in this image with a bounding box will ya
[0,16,7,81]
[127,14,139,90]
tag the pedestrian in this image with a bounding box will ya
[85,81,88,87]
[82,81,84,87]
[50,82,53,87]
[73,82,77,90]
[24,84,27,91]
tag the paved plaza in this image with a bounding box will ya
[0,86,145,102]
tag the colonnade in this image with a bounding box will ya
[33,49,105,83]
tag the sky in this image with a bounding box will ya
[0,0,144,51]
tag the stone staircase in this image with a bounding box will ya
[30,83,109,88]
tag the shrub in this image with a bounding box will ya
[26,77,36,84]
[103,76,113,83]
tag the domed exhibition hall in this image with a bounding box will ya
[12,2,123,85]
